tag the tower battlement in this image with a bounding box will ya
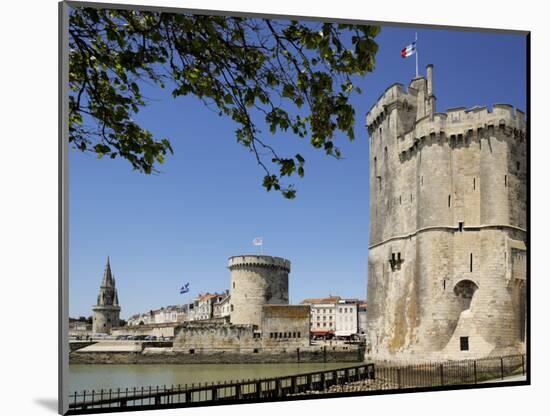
[228,255,291,272]
[367,65,437,137]
[366,82,409,128]
[395,104,526,159]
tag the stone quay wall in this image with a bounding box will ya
[111,322,179,338]
[69,345,363,365]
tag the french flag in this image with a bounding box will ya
[401,42,416,58]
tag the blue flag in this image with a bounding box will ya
[180,282,190,294]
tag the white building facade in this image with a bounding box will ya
[191,293,225,321]
[335,299,358,337]
[213,292,231,319]
[127,305,187,326]
[301,296,340,338]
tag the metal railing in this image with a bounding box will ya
[67,363,375,413]
[67,355,526,414]
[372,354,526,390]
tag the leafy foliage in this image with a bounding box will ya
[69,7,380,198]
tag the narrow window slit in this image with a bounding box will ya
[460,337,469,351]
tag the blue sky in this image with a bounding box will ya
[69,21,526,318]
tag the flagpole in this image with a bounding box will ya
[415,32,418,78]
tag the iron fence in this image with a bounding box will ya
[67,363,375,413]
[373,354,526,389]
[66,355,526,414]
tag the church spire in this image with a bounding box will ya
[101,256,114,287]
[93,257,121,334]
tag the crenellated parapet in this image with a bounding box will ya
[228,255,291,273]
[366,83,414,134]
[395,104,526,160]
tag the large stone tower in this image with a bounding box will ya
[366,65,527,362]
[228,255,290,327]
[92,257,121,334]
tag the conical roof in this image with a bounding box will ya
[101,256,114,287]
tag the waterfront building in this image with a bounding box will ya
[190,292,225,321]
[301,296,340,339]
[335,299,359,338]
[92,257,121,334]
[213,291,231,319]
[127,304,188,326]
[69,320,92,338]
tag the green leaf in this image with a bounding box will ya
[282,83,295,99]
[69,9,380,199]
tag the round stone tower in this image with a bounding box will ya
[228,255,290,327]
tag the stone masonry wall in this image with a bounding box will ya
[92,306,120,334]
[261,305,310,348]
[173,322,261,352]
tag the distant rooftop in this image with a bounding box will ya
[300,296,341,304]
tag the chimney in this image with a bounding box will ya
[426,64,436,120]
[426,64,433,96]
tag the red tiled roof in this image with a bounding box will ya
[300,296,341,304]
[197,292,222,301]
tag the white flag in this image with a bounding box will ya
[252,237,263,246]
